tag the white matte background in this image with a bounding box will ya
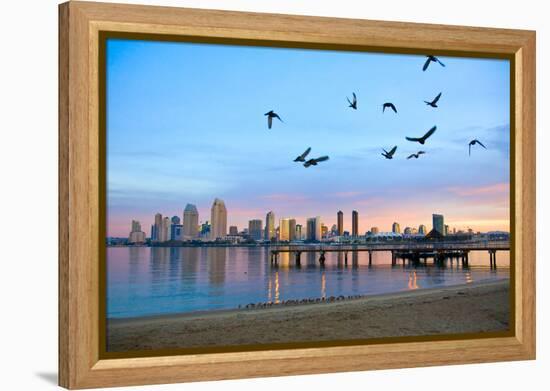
[0,0,546,389]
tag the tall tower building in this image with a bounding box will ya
[392,222,401,234]
[128,220,146,244]
[279,218,290,241]
[306,217,322,241]
[183,204,199,239]
[288,219,296,241]
[337,211,344,236]
[352,210,359,237]
[295,224,302,240]
[170,216,182,241]
[248,219,263,241]
[265,211,276,241]
[418,224,427,235]
[162,216,170,242]
[153,213,163,242]
[432,214,445,235]
[210,198,227,239]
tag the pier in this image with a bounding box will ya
[269,241,509,269]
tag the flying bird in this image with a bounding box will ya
[264,110,283,129]
[406,126,437,144]
[407,151,426,159]
[381,146,397,159]
[468,139,486,156]
[304,156,329,168]
[422,55,446,71]
[382,102,397,113]
[294,147,312,162]
[424,92,442,108]
[347,92,357,110]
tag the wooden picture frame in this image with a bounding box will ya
[59,1,536,388]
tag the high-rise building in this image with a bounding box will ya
[337,210,344,236]
[371,226,379,234]
[433,214,445,235]
[128,220,146,244]
[162,216,170,242]
[153,213,163,242]
[306,217,322,241]
[330,224,338,236]
[352,210,359,237]
[392,222,401,234]
[418,224,427,235]
[295,224,302,240]
[321,224,328,238]
[279,218,290,241]
[170,216,182,241]
[288,219,296,241]
[229,226,238,236]
[183,204,199,239]
[444,224,450,235]
[210,198,227,239]
[265,211,276,241]
[248,219,263,241]
[404,227,412,235]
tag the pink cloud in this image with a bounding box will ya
[446,182,509,197]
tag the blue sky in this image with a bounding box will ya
[106,38,510,236]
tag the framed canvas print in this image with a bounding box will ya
[58,1,536,389]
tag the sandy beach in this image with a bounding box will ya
[107,279,510,352]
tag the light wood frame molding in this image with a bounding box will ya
[59,1,536,389]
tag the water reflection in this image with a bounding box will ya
[107,247,510,318]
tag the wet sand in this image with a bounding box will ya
[107,279,510,352]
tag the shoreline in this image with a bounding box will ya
[107,279,510,352]
[108,278,508,324]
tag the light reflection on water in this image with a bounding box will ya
[107,246,509,318]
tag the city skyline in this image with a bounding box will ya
[124,201,506,243]
[107,39,510,237]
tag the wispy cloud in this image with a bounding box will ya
[446,182,509,197]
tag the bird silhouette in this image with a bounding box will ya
[264,110,283,129]
[304,156,329,167]
[347,92,357,110]
[425,92,442,108]
[406,126,437,144]
[382,102,397,113]
[381,146,397,159]
[423,55,445,71]
[407,151,426,159]
[468,139,486,156]
[294,147,312,162]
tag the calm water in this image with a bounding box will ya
[106,246,509,318]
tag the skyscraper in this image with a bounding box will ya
[153,213,163,242]
[371,226,379,234]
[404,227,412,235]
[279,218,290,241]
[128,220,146,244]
[352,210,359,237]
[210,198,227,239]
[306,217,322,241]
[265,211,276,241]
[418,224,427,235]
[321,224,328,238]
[170,216,182,241]
[433,214,445,235]
[295,224,302,240]
[337,210,344,236]
[392,222,401,234]
[248,219,263,241]
[183,204,199,239]
[288,219,296,241]
[162,217,170,242]
[444,224,450,235]
[229,226,238,236]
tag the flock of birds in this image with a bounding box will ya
[263,55,488,168]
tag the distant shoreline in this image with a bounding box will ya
[107,279,510,352]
